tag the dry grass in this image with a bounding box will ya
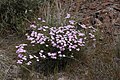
[0,0,120,80]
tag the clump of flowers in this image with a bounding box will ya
[16,13,97,66]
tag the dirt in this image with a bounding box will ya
[0,0,120,80]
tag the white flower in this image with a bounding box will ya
[31,40,35,43]
[34,32,37,37]
[62,55,66,57]
[43,29,46,31]
[42,20,46,22]
[36,36,40,41]
[40,50,44,53]
[51,36,55,40]
[29,55,34,59]
[81,24,87,29]
[33,55,38,59]
[39,52,42,56]
[51,56,57,59]
[93,39,96,41]
[88,26,93,28]
[50,32,55,35]
[26,61,32,65]
[31,31,35,36]
[51,53,57,56]
[22,56,27,60]
[32,44,35,46]
[15,46,19,48]
[76,48,80,51]
[42,55,46,58]
[52,43,57,47]
[71,55,74,58]
[58,51,61,54]
[69,48,72,51]
[65,13,70,18]
[48,52,51,56]
[40,41,45,44]
[37,59,39,61]
[60,43,64,45]
[89,33,95,38]
[21,44,27,46]
[46,45,49,47]
[59,54,62,57]
[64,43,67,46]
[38,18,41,20]
[69,20,75,24]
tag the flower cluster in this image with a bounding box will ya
[16,14,97,65]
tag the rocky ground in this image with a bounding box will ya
[0,0,120,80]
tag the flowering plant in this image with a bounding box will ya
[16,14,96,67]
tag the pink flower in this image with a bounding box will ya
[18,54,23,58]
[38,27,43,30]
[30,24,37,28]
[78,38,83,43]
[31,31,35,36]
[16,48,26,53]
[48,52,51,56]
[58,51,61,54]
[16,16,97,65]
[28,37,34,41]
[69,20,75,24]
[51,56,57,59]
[17,60,23,64]
[31,40,35,43]
[78,33,85,36]
[43,26,49,29]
